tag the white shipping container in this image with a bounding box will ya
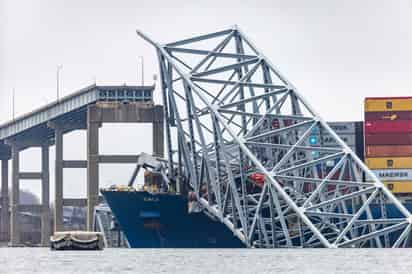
[327,122,356,134]
[309,133,356,147]
[366,169,412,181]
[322,134,356,147]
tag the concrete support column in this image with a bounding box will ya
[41,144,50,246]
[153,121,164,158]
[10,145,20,246]
[0,160,9,242]
[87,115,99,231]
[54,127,64,232]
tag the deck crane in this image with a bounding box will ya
[128,152,169,190]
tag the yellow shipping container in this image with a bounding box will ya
[384,182,412,193]
[365,157,412,169]
[365,97,412,112]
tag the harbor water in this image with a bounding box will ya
[1,248,412,274]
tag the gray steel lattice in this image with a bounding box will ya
[138,26,412,248]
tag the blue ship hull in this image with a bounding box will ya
[102,189,412,248]
[101,190,244,248]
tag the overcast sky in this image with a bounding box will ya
[1,0,412,200]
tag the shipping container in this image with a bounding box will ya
[271,119,294,129]
[365,133,412,145]
[384,182,412,194]
[365,111,412,121]
[311,122,357,135]
[309,135,356,150]
[327,122,356,134]
[365,97,412,112]
[366,145,412,157]
[355,121,364,161]
[310,134,356,147]
[366,157,412,169]
[365,169,412,181]
[328,134,356,147]
[364,120,412,134]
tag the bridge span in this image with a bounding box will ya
[0,84,164,246]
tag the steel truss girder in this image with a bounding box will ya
[138,26,412,248]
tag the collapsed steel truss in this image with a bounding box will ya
[138,26,412,248]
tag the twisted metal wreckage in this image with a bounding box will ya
[137,26,412,248]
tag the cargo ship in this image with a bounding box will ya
[101,189,243,248]
[101,153,243,248]
[102,187,412,248]
[101,102,412,248]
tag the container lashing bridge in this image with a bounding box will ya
[138,26,412,248]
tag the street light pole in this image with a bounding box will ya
[56,65,63,101]
[12,88,15,120]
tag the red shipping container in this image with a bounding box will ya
[271,119,293,129]
[364,120,412,134]
[366,145,412,157]
[365,133,412,145]
[365,111,412,121]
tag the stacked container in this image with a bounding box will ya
[365,97,412,194]
[306,121,363,193]
[327,122,364,160]
[309,121,364,160]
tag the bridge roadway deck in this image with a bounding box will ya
[0,84,154,155]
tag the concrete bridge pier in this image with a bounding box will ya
[47,121,88,233]
[40,143,50,246]
[85,102,164,231]
[5,139,51,247]
[0,159,9,242]
[153,121,164,158]
[86,113,99,232]
[51,124,64,233]
[9,143,20,246]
